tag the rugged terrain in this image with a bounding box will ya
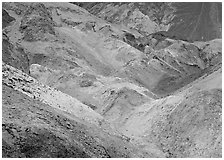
[75,2,222,41]
[2,2,222,158]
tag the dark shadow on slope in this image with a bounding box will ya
[2,9,15,28]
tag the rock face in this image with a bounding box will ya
[2,2,222,158]
[19,3,56,42]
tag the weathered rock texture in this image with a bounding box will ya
[76,2,222,41]
[2,2,222,158]
[2,84,143,158]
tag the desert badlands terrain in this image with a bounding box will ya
[2,2,222,158]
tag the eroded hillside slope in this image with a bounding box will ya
[2,63,146,158]
[3,2,221,100]
[2,2,222,158]
[115,67,222,157]
[76,2,222,41]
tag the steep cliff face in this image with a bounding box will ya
[2,2,222,158]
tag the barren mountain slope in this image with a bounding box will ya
[2,2,222,158]
[3,2,221,99]
[76,2,222,41]
[113,67,222,158]
[2,58,221,158]
[2,84,145,158]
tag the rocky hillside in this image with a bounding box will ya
[76,2,222,41]
[2,83,141,158]
[2,2,222,158]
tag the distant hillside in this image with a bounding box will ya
[74,2,222,42]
